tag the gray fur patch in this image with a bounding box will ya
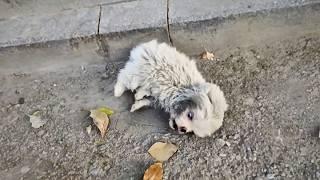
[172,98,198,115]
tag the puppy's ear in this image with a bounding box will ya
[205,83,228,119]
[172,98,197,116]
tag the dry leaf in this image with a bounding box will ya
[29,111,46,128]
[143,162,163,180]
[199,50,215,60]
[148,142,178,162]
[90,110,109,137]
[96,107,114,116]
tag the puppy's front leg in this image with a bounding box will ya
[135,88,151,100]
[130,99,151,112]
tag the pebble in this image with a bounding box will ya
[37,130,46,137]
[86,125,92,135]
[18,97,25,104]
[219,153,227,157]
[20,166,30,174]
[225,141,231,146]
[216,138,226,147]
[244,97,254,106]
[267,174,275,179]
[233,134,240,140]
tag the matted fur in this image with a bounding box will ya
[114,40,228,137]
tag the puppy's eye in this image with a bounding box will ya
[187,111,194,120]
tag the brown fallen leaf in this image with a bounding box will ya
[90,110,109,137]
[143,162,163,180]
[148,142,178,162]
[199,50,215,60]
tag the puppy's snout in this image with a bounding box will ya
[180,127,187,133]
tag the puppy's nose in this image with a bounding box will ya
[172,119,178,130]
[180,127,187,133]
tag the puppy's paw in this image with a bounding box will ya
[134,89,150,100]
[130,99,151,112]
[114,82,125,97]
[130,104,138,112]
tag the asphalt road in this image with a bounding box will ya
[0,35,319,179]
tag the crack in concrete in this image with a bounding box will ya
[99,0,138,7]
[166,0,173,45]
[95,5,109,58]
[97,5,102,35]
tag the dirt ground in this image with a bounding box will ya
[0,35,319,179]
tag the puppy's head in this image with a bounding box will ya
[169,83,228,137]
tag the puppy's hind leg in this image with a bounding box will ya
[114,81,126,97]
[114,69,128,97]
[130,99,151,112]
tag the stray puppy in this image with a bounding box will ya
[114,40,228,137]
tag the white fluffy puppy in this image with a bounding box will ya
[114,40,228,137]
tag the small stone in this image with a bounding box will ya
[37,130,46,136]
[267,174,275,179]
[18,97,25,104]
[86,125,92,135]
[244,97,254,106]
[233,134,240,140]
[20,166,30,174]
[216,138,226,147]
[53,84,57,87]
[225,141,231,146]
[219,153,227,157]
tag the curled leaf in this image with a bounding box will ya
[96,107,114,116]
[143,162,163,180]
[29,111,46,128]
[148,142,178,162]
[90,110,109,137]
[199,50,215,60]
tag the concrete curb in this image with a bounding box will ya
[0,0,319,48]
[1,1,320,75]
